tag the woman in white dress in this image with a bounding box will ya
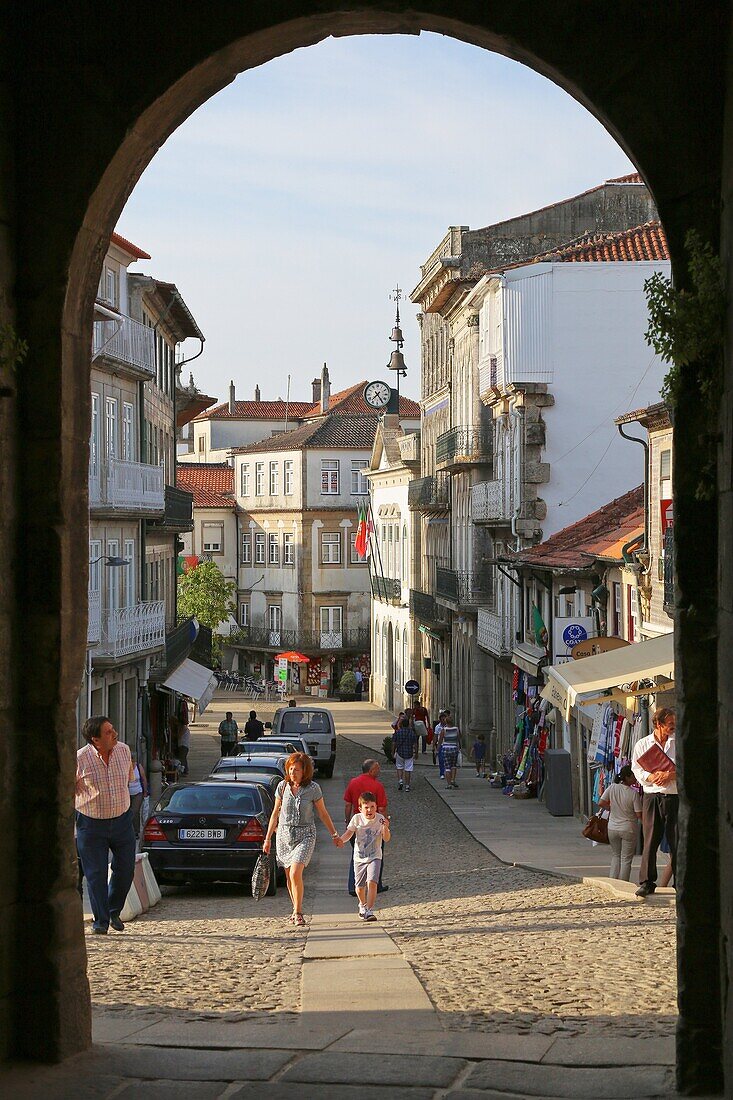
[263,752,340,925]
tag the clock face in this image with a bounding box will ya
[364,380,391,409]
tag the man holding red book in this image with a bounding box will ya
[631,706,677,897]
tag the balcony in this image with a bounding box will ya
[663,526,675,614]
[410,589,449,629]
[87,589,101,644]
[472,479,512,524]
[435,427,492,472]
[149,617,213,680]
[93,314,156,378]
[151,484,194,531]
[372,575,402,603]
[227,627,371,653]
[94,601,166,661]
[435,567,493,608]
[408,473,450,515]
[89,457,165,514]
[398,433,420,462]
[477,606,512,658]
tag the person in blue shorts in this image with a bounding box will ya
[471,733,487,777]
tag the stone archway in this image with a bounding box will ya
[2,4,730,1093]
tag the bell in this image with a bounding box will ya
[390,325,404,344]
[387,349,406,373]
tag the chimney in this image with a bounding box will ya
[321,362,330,414]
[254,385,261,402]
[312,377,321,405]
[228,380,235,414]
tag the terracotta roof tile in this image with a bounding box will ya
[234,414,379,454]
[533,221,668,264]
[511,486,645,571]
[606,172,644,184]
[176,463,235,508]
[194,400,313,422]
[111,231,150,260]
[302,381,420,418]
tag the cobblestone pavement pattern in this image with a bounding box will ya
[86,723,677,1042]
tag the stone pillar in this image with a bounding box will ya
[469,642,493,739]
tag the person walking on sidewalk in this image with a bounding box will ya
[339,792,391,921]
[262,752,340,926]
[631,707,678,898]
[412,700,431,755]
[75,716,137,935]
[471,733,487,778]
[392,716,418,791]
[343,759,388,896]
[598,765,643,881]
[244,710,264,741]
[218,711,239,756]
[128,752,149,840]
[438,712,461,788]
[434,710,448,775]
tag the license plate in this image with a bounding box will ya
[178,829,225,840]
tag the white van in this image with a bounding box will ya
[266,706,337,777]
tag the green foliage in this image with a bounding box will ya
[382,735,395,763]
[644,229,726,499]
[339,670,357,694]
[177,561,235,635]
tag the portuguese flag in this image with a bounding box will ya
[354,505,368,558]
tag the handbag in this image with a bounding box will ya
[582,812,609,844]
[251,853,271,900]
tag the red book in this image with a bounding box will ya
[635,742,675,773]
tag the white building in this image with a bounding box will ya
[181,382,316,463]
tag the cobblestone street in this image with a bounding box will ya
[86,701,677,1044]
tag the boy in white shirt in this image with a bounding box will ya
[339,792,390,921]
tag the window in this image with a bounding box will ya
[90,394,100,476]
[284,459,294,495]
[107,539,120,611]
[239,602,249,628]
[124,539,135,607]
[255,462,265,496]
[283,532,294,565]
[202,524,223,553]
[321,458,339,494]
[320,606,342,640]
[254,532,265,564]
[613,582,622,637]
[198,435,205,454]
[100,266,118,307]
[241,532,251,565]
[351,459,369,495]
[269,461,279,496]
[321,531,341,564]
[628,585,639,643]
[240,463,250,497]
[89,539,102,595]
[349,532,363,563]
[660,448,672,481]
[268,532,280,565]
[267,605,282,639]
[122,403,134,462]
[105,397,118,459]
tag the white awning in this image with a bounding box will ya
[541,633,674,720]
[512,641,547,677]
[163,658,218,715]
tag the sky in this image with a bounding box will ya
[120,33,635,405]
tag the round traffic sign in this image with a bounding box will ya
[404,679,420,696]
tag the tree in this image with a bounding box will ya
[177,561,235,640]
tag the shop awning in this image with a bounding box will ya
[163,658,218,715]
[541,632,674,720]
[512,641,547,677]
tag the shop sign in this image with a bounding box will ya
[553,616,596,664]
[660,498,673,532]
[277,657,288,684]
[571,635,630,661]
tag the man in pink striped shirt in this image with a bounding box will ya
[76,716,137,934]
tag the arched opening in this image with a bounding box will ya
[4,6,727,1093]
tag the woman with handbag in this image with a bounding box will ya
[597,765,643,881]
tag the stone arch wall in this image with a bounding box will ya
[1,3,729,1092]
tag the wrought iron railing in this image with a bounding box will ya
[152,484,194,529]
[408,473,450,511]
[227,627,370,652]
[472,479,512,523]
[87,589,101,644]
[90,457,165,512]
[98,601,166,658]
[409,589,449,626]
[435,567,493,606]
[435,426,492,467]
[663,526,675,613]
[477,606,512,657]
[92,314,156,376]
[372,575,402,603]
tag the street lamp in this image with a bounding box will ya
[89,555,130,567]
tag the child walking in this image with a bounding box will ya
[471,733,487,777]
[339,792,390,921]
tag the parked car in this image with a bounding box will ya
[235,737,308,757]
[208,768,282,798]
[210,754,287,779]
[141,781,277,891]
[266,706,337,777]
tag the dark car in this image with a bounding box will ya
[207,768,282,798]
[235,737,309,757]
[141,781,277,891]
[210,754,287,780]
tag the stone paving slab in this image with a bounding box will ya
[302,955,435,1016]
[329,1028,554,1063]
[464,1059,674,1097]
[92,1011,167,1043]
[280,1050,465,1087]
[114,1084,226,1100]
[303,920,400,958]
[118,1016,351,1050]
[232,1086,435,1100]
[93,1043,291,1081]
[0,1072,127,1100]
[543,1035,676,1066]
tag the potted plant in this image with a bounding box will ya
[338,670,358,701]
